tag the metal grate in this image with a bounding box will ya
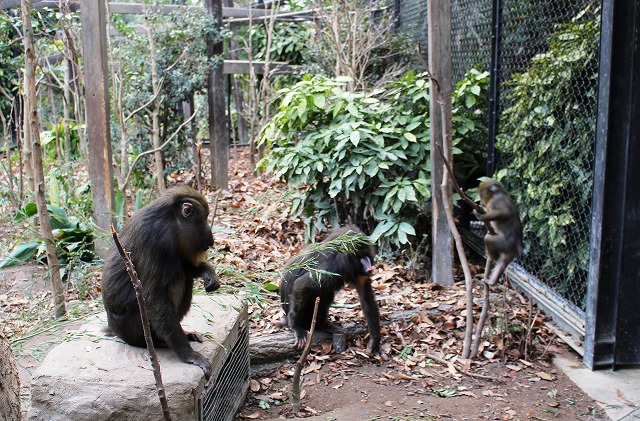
[200,325,250,421]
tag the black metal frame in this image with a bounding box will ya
[584,0,640,369]
[486,0,501,177]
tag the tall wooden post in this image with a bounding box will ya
[428,0,454,284]
[81,0,114,254]
[205,0,229,190]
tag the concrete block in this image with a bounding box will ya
[29,295,248,421]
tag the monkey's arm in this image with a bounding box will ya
[146,288,212,379]
[475,197,512,223]
[354,279,381,355]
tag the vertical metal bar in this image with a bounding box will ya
[585,0,640,369]
[486,0,502,177]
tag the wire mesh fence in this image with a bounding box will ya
[491,0,600,315]
[399,0,601,321]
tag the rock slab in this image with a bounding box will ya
[29,295,247,421]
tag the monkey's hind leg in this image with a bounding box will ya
[484,255,509,286]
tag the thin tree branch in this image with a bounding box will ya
[291,297,320,413]
[122,109,198,188]
[110,225,172,421]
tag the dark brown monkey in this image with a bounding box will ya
[278,226,380,355]
[101,185,220,378]
[474,179,524,285]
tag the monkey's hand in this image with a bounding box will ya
[202,264,220,292]
[473,209,486,221]
[293,329,307,349]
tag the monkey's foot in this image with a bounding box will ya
[187,354,212,380]
[293,331,307,349]
[274,318,288,329]
[367,338,381,356]
[481,277,497,286]
[186,331,205,343]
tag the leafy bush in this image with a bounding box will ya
[495,9,599,305]
[259,69,489,250]
[1,203,95,273]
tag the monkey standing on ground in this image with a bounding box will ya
[101,185,220,378]
[278,226,381,355]
[474,179,524,286]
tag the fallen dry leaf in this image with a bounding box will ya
[535,371,555,381]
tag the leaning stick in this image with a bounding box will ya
[111,225,172,421]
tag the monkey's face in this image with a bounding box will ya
[175,196,214,266]
[478,179,506,204]
[356,246,375,276]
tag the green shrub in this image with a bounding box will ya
[1,203,95,271]
[259,69,489,250]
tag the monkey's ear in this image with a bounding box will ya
[182,202,194,218]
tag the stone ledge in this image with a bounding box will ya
[29,295,246,421]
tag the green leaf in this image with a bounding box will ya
[0,240,43,268]
[398,222,416,236]
[263,282,279,292]
[313,94,326,109]
[370,220,395,242]
[403,132,417,142]
[15,202,38,221]
[350,130,361,146]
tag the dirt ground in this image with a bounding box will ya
[242,349,606,421]
[0,263,606,421]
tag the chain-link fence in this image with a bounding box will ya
[396,0,602,330]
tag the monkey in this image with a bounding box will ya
[278,226,381,355]
[101,185,220,379]
[474,179,524,286]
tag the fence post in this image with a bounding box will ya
[205,0,229,190]
[585,0,640,369]
[80,0,114,256]
[427,0,454,284]
[486,0,502,176]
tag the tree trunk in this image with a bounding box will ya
[0,333,20,421]
[22,0,66,317]
[21,76,34,194]
[146,20,166,193]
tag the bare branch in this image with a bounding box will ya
[291,297,320,413]
[110,225,172,421]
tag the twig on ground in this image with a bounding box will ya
[291,297,320,414]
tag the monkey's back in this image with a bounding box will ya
[489,194,524,255]
[101,196,195,346]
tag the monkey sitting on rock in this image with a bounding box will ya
[278,226,381,355]
[101,185,220,379]
[474,179,524,286]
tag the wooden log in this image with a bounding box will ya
[248,308,438,365]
